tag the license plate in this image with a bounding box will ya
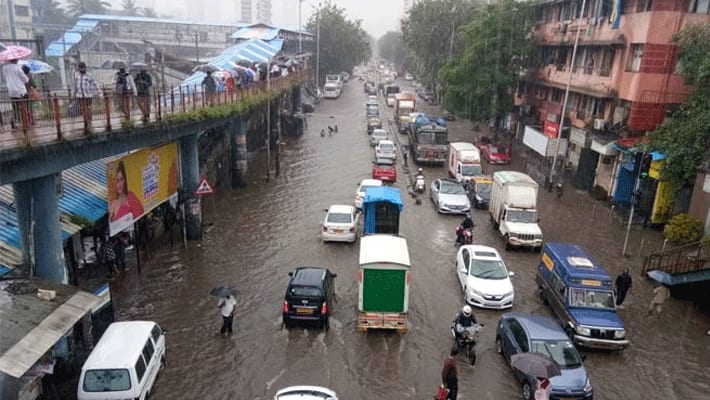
[296,307,313,314]
[333,229,343,233]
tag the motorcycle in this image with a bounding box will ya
[415,175,426,193]
[451,323,483,365]
[555,181,564,199]
[455,226,473,245]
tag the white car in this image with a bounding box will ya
[275,386,338,400]
[367,95,378,102]
[370,128,388,146]
[322,205,358,243]
[355,178,383,209]
[455,245,514,309]
[386,94,396,107]
[405,73,413,81]
[375,140,396,160]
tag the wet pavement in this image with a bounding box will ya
[110,78,710,400]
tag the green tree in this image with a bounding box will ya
[649,22,710,187]
[440,0,534,120]
[121,0,140,16]
[306,1,371,85]
[377,31,411,71]
[142,7,159,18]
[32,0,73,42]
[401,0,477,92]
[66,0,111,18]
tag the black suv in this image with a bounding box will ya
[282,267,336,330]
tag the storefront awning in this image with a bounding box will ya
[0,284,99,378]
[523,125,568,157]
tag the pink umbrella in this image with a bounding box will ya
[0,45,32,61]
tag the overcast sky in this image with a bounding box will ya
[99,0,403,39]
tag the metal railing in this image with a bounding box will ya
[642,241,710,275]
[0,70,308,149]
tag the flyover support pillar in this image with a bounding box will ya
[13,174,67,283]
[180,133,202,240]
[230,117,248,189]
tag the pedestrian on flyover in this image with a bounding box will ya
[614,268,633,308]
[202,71,217,105]
[441,348,458,400]
[647,283,670,316]
[73,62,100,123]
[1,58,28,130]
[217,294,237,335]
[115,67,136,118]
[134,68,153,122]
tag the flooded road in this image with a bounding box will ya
[111,79,710,400]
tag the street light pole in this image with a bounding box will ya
[266,59,272,181]
[298,0,304,53]
[549,0,587,188]
[315,9,320,87]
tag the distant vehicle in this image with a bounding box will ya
[325,74,342,88]
[480,142,511,165]
[355,178,383,209]
[322,205,359,243]
[409,114,448,164]
[323,82,341,99]
[274,386,339,400]
[366,98,378,107]
[364,81,376,93]
[430,178,471,214]
[367,116,382,134]
[443,111,455,121]
[394,93,416,133]
[341,72,350,82]
[467,175,493,209]
[405,73,413,81]
[384,84,400,97]
[489,171,543,251]
[495,313,594,400]
[375,140,397,160]
[448,142,483,183]
[455,245,514,309]
[282,267,337,330]
[366,104,379,118]
[386,94,396,107]
[370,128,389,146]
[372,157,397,182]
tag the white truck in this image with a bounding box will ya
[489,171,543,251]
[448,142,482,182]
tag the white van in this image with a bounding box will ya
[323,82,341,99]
[78,321,166,400]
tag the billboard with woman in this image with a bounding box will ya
[107,143,179,236]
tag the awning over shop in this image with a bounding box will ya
[523,125,568,157]
[0,280,100,378]
[590,133,619,156]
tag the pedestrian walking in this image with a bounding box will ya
[202,71,216,105]
[614,268,633,308]
[115,67,136,118]
[535,377,551,400]
[73,62,100,123]
[2,58,29,129]
[21,65,37,126]
[647,283,670,315]
[441,348,458,400]
[134,68,152,121]
[114,233,128,272]
[402,145,409,166]
[217,294,237,335]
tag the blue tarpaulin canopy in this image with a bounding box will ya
[362,187,404,235]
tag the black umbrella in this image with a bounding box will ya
[193,64,219,73]
[510,353,561,379]
[101,59,128,69]
[210,286,237,298]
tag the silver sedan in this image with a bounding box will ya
[430,178,471,214]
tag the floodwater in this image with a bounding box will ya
[111,79,710,400]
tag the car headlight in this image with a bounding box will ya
[575,326,591,336]
[614,329,626,339]
[583,377,592,393]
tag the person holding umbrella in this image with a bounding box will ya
[535,377,552,400]
[212,287,237,335]
[2,58,29,130]
[115,67,136,118]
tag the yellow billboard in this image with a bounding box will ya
[107,143,179,236]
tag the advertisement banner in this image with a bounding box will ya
[107,143,179,236]
[543,120,560,138]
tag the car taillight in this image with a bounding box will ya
[321,302,328,315]
[282,301,289,313]
[349,226,356,232]
[322,225,328,232]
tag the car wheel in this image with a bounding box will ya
[495,336,503,354]
[522,382,533,400]
[283,317,292,329]
[504,235,511,251]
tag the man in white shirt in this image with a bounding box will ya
[2,59,29,129]
[217,294,236,335]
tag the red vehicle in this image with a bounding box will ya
[372,158,397,182]
[479,142,511,165]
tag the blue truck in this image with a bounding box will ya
[535,243,630,350]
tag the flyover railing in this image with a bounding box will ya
[0,70,308,150]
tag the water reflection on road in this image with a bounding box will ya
[111,80,710,400]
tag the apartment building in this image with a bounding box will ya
[256,0,272,25]
[241,0,253,23]
[0,0,34,41]
[517,0,710,222]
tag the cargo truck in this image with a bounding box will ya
[489,171,544,251]
[409,114,449,164]
[357,235,411,333]
[448,142,482,182]
[394,93,416,133]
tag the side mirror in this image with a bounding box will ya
[509,271,515,277]
[288,272,293,277]
[331,273,338,278]
[580,354,586,361]
[323,208,329,212]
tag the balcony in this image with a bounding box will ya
[523,64,616,99]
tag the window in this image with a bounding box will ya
[462,249,471,273]
[508,320,530,352]
[629,44,643,72]
[135,356,147,383]
[551,89,563,103]
[83,369,131,392]
[689,0,710,13]
[151,325,162,342]
[637,0,653,12]
[142,338,155,363]
[600,48,615,77]
[14,5,29,17]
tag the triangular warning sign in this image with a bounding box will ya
[195,178,215,195]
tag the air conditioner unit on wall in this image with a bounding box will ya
[593,118,605,130]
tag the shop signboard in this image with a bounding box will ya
[106,143,179,236]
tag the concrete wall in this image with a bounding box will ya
[689,170,710,234]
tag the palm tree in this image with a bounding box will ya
[122,0,140,16]
[66,0,111,18]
